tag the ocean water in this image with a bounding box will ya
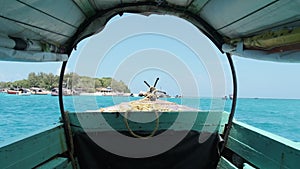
[0,94,300,144]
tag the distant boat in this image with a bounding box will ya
[30,87,49,95]
[0,89,6,94]
[51,88,58,96]
[138,89,169,98]
[175,95,182,98]
[18,89,31,96]
[229,94,233,100]
[222,96,228,100]
[7,88,31,96]
[51,88,74,96]
[7,88,31,95]
[130,93,139,97]
[138,91,146,97]
[7,89,19,94]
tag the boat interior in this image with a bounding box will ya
[1,0,300,169]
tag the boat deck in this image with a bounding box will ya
[1,111,299,168]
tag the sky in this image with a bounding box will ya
[0,14,300,99]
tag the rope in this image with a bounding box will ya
[58,61,78,169]
[123,111,160,139]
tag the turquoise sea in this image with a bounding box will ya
[0,94,300,144]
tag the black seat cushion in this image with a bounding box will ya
[73,130,221,169]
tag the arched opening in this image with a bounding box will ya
[59,13,237,169]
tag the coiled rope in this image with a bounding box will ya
[123,111,160,138]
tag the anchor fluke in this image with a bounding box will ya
[154,78,159,87]
[144,81,151,87]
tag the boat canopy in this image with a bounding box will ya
[0,0,300,62]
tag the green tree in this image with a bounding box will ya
[1,72,130,93]
[101,77,112,88]
[13,79,30,88]
[94,78,102,88]
[28,72,39,87]
[111,79,130,93]
[42,73,58,90]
